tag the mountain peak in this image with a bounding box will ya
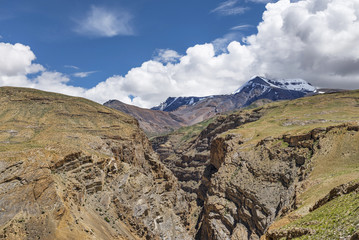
[152,96,206,112]
[233,76,316,94]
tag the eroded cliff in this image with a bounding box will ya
[153,90,359,239]
[1,87,359,240]
[0,87,190,240]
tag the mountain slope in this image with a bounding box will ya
[151,90,359,239]
[153,76,316,113]
[2,86,359,240]
[167,76,316,125]
[0,87,190,240]
[104,99,186,136]
[106,77,317,135]
[233,76,316,94]
[152,96,205,112]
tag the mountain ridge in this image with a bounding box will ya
[152,76,316,112]
[106,76,318,134]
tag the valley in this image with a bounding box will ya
[0,86,359,239]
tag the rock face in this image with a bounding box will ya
[0,87,190,240]
[151,109,263,201]
[197,132,315,239]
[198,124,359,240]
[310,180,359,212]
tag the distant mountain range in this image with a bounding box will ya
[152,76,316,112]
[105,76,318,135]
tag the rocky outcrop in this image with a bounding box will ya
[351,231,359,240]
[152,109,263,200]
[150,109,264,236]
[197,124,359,240]
[266,227,314,240]
[0,87,191,240]
[310,180,359,212]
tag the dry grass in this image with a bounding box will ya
[0,87,138,161]
[226,90,359,146]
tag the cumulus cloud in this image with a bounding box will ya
[0,42,44,77]
[84,42,255,108]
[212,32,243,53]
[211,0,249,16]
[75,6,134,37]
[1,0,359,109]
[89,0,359,107]
[0,42,85,97]
[244,0,359,89]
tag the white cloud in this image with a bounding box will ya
[75,6,134,37]
[88,0,359,107]
[0,42,44,77]
[230,24,252,30]
[0,42,86,97]
[153,49,182,63]
[83,42,255,108]
[73,71,97,78]
[64,65,80,70]
[244,0,359,89]
[1,0,359,109]
[211,0,249,16]
[212,32,243,53]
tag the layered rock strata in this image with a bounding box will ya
[0,87,191,240]
[197,124,359,240]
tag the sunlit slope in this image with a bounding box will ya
[0,87,138,159]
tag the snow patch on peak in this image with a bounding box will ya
[267,78,316,92]
[233,76,316,94]
[233,76,270,94]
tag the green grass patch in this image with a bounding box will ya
[177,117,216,143]
[281,191,359,239]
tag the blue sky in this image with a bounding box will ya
[0,0,358,108]
[0,0,267,88]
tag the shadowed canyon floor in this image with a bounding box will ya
[1,87,359,239]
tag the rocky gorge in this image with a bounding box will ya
[151,90,359,239]
[1,87,359,239]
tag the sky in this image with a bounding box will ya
[0,0,359,108]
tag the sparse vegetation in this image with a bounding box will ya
[280,191,359,239]
[177,117,216,143]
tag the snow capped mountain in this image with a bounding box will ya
[152,96,207,111]
[153,76,317,112]
[233,76,316,94]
